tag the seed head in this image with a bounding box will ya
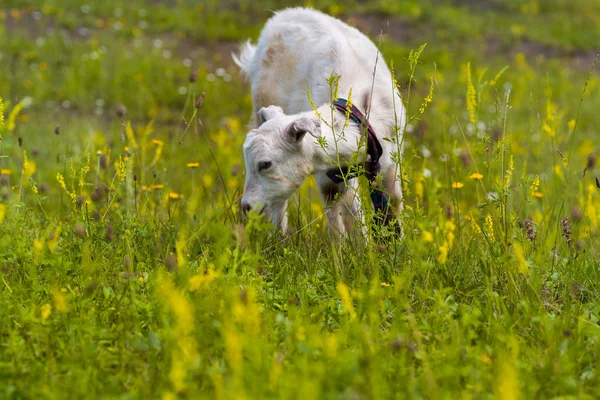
[189,68,197,83]
[586,153,596,170]
[460,149,471,167]
[444,202,453,219]
[116,104,127,118]
[76,195,85,208]
[571,206,582,222]
[74,224,86,238]
[54,124,61,135]
[414,120,428,141]
[518,218,536,241]
[560,217,572,245]
[166,254,177,271]
[100,154,109,169]
[195,92,206,109]
[18,137,23,147]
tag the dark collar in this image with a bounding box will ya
[326,98,383,184]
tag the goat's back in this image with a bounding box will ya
[238,8,396,117]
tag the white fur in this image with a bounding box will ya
[234,8,405,235]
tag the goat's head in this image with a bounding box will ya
[241,105,321,230]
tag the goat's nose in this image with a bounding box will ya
[241,202,252,216]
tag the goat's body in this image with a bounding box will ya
[235,8,405,235]
[237,8,404,138]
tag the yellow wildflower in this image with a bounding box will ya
[513,242,529,275]
[469,172,483,180]
[542,122,554,137]
[1,169,10,175]
[162,392,177,400]
[169,358,186,393]
[504,155,514,188]
[469,215,482,234]
[481,354,493,365]
[202,175,214,189]
[186,162,200,168]
[40,303,52,320]
[422,230,433,242]
[466,62,477,124]
[415,175,424,201]
[56,172,77,203]
[529,175,539,196]
[495,337,521,400]
[337,283,356,321]
[47,226,61,252]
[534,192,543,198]
[438,243,449,264]
[0,96,4,126]
[7,99,25,132]
[115,155,127,182]
[485,215,495,242]
[52,289,69,313]
[419,76,435,114]
[452,182,464,189]
[189,268,218,291]
[169,192,182,200]
[22,151,36,177]
[325,334,339,359]
[151,184,164,190]
[307,86,322,120]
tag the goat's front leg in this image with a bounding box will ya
[341,177,366,237]
[317,173,366,238]
[317,172,348,237]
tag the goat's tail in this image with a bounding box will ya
[232,40,256,77]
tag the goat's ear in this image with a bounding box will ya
[285,116,321,143]
[257,105,284,125]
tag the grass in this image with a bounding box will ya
[1,0,600,398]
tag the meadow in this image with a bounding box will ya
[1,0,599,398]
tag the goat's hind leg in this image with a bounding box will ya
[383,167,404,233]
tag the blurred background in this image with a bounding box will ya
[2,2,600,398]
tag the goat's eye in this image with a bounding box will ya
[258,161,272,172]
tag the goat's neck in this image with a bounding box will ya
[308,104,363,173]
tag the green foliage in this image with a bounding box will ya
[1,1,600,399]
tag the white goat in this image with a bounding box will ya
[233,7,405,235]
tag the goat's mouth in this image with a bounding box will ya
[242,204,267,221]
